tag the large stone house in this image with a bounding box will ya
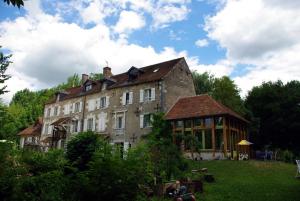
[41,57,196,151]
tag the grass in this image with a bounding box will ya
[186,160,300,201]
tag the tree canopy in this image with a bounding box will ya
[245,80,300,152]
[0,47,12,95]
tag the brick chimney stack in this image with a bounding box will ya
[103,66,112,78]
[82,74,89,84]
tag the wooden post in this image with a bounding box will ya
[223,116,228,158]
[171,121,176,144]
[212,117,216,158]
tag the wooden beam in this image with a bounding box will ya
[212,117,216,157]
[223,116,228,158]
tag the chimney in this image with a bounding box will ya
[103,67,112,78]
[82,74,89,84]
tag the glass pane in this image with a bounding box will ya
[184,131,192,150]
[215,117,223,127]
[175,121,183,129]
[204,129,212,149]
[194,118,202,127]
[204,118,212,128]
[215,129,223,150]
[195,131,203,149]
[184,120,192,128]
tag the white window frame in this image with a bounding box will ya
[87,118,94,131]
[74,102,80,113]
[100,96,106,108]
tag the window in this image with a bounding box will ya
[73,120,79,133]
[74,102,80,113]
[54,106,58,116]
[204,130,212,149]
[144,89,151,101]
[85,84,92,91]
[215,117,223,128]
[100,97,106,108]
[215,129,223,150]
[204,118,212,128]
[184,120,192,128]
[194,118,202,127]
[175,120,183,129]
[125,92,130,105]
[143,114,152,128]
[116,116,123,129]
[140,88,155,102]
[195,131,204,149]
[47,108,51,117]
[87,118,93,131]
[44,124,49,134]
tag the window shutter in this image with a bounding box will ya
[79,102,83,112]
[50,107,53,116]
[122,114,125,129]
[140,114,144,128]
[92,116,95,131]
[78,120,81,132]
[70,123,73,134]
[124,142,129,152]
[42,124,45,134]
[83,119,87,131]
[69,104,72,114]
[98,115,102,131]
[129,92,133,104]
[58,106,61,116]
[122,92,126,105]
[96,98,100,110]
[151,88,155,101]
[72,103,75,113]
[139,89,144,103]
[103,113,107,130]
[106,96,110,107]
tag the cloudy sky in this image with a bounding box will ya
[0,0,299,103]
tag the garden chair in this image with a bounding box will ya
[296,160,300,178]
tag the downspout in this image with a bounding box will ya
[81,95,87,132]
[159,80,165,112]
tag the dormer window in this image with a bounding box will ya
[85,84,92,91]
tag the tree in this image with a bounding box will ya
[3,0,24,8]
[146,113,187,181]
[0,47,12,95]
[66,131,100,170]
[192,71,214,95]
[245,80,300,153]
[212,76,247,116]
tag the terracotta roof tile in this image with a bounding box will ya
[46,57,183,104]
[18,117,43,136]
[165,95,248,123]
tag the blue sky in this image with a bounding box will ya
[0,0,299,103]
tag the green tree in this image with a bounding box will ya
[192,71,214,95]
[0,47,12,95]
[146,113,187,181]
[245,80,300,153]
[66,131,100,170]
[3,0,24,8]
[212,76,247,116]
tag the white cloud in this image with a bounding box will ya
[0,2,194,103]
[204,0,300,96]
[114,10,145,35]
[195,39,209,47]
[152,4,190,29]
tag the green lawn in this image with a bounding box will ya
[187,160,300,201]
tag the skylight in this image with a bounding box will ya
[153,68,159,73]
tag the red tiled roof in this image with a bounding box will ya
[46,57,183,104]
[165,95,248,123]
[18,117,43,136]
[51,117,72,126]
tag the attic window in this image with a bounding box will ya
[85,84,92,91]
[153,68,159,73]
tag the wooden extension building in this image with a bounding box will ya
[165,95,249,160]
